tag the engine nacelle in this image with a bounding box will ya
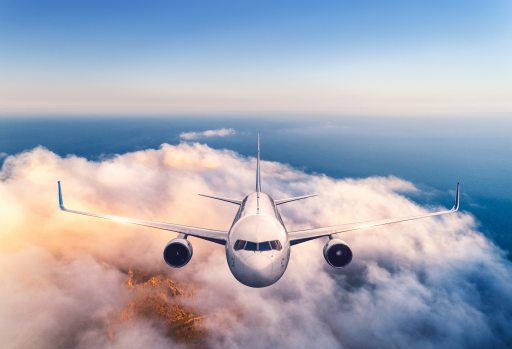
[163,238,193,268]
[323,239,353,268]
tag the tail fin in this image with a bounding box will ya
[256,133,261,193]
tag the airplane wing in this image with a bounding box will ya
[57,181,228,245]
[288,183,460,245]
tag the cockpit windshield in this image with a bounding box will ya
[259,241,271,251]
[245,241,257,251]
[234,239,282,252]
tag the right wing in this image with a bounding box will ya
[58,181,228,245]
[288,183,460,245]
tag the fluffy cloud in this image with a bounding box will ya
[179,128,236,140]
[0,144,511,349]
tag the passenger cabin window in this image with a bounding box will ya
[234,239,283,251]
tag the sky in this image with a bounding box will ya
[1,0,511,116]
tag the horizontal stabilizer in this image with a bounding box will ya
[198,194,242,205]
[275,194,317,205]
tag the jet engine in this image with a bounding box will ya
[163,238,193,268]
[323,239,352,268]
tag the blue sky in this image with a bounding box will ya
[1,0,511,116]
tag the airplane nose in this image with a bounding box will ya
[232,253,276,288]
[246,254,273,271]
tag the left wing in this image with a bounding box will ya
[288,183,460,245]
[58,181,227,245]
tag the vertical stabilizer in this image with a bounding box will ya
[256,133,261,193]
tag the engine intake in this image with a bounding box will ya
[163,238,193,268]
[323,239,352,268]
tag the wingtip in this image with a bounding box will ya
[57,180,64,210]
[453,182,460,211]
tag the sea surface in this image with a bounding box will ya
[1,116,511,257]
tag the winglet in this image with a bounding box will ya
[57,180,65,210]
[453,182,460,211]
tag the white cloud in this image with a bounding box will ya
[179,128,236,141]
[0,144,511,349]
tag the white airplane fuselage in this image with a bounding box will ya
[226,192,290,287]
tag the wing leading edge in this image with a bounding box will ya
[58,181,227,245]
[288,183,460,245]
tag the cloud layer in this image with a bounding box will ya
[179,128,236,140]
[0,144,511,349]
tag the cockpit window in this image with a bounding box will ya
[234,239,283,252]
[270,240,282,251]
[259,241,271,251]
[234,240,246,251]
[245,241,257,251]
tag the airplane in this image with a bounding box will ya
[57,135,460,288]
